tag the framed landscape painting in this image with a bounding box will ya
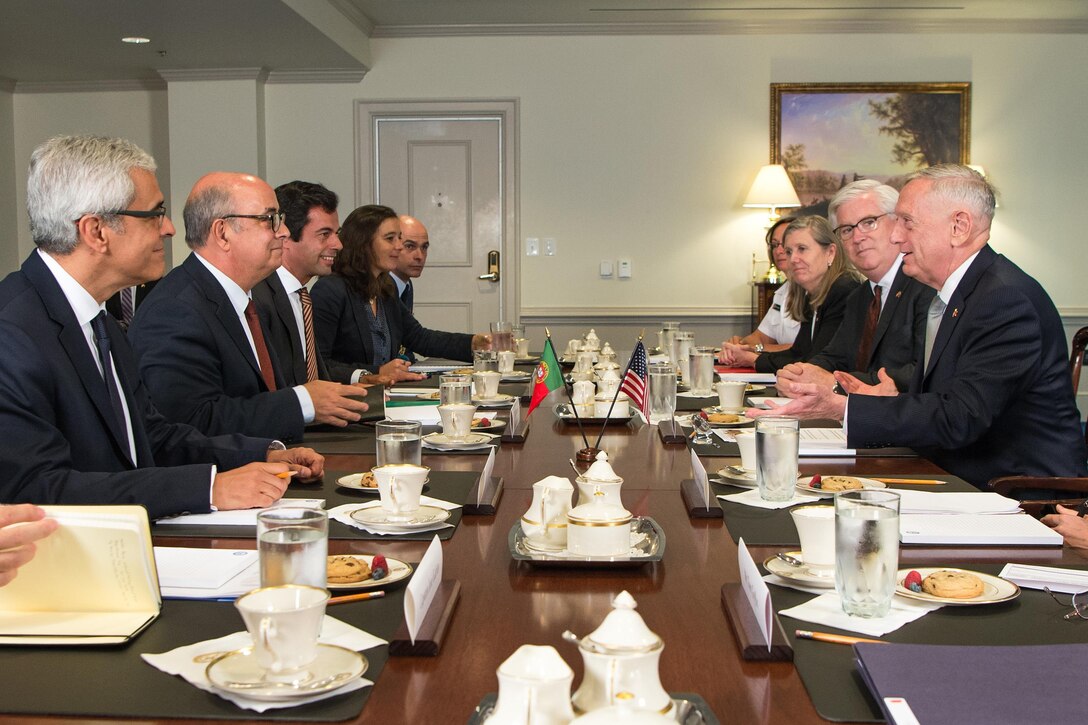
[770,82,971,211]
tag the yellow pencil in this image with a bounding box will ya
[874,478,945,485]
[328,590,386,605]
[795,629,885,645]
[275,470,299,480]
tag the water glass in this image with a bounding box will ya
[439,374,472,405]
[835,490,901,618]
[376,419,422,466]
[490,321,515,352]
[660,321,681,360]
[672,331,695,382]
[474,349,498,372]
[257,507,328,589]
[755,417,799,501]
[647,362,677,424]
[690,347,716,396]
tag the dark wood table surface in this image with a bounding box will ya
[13,387,1088,723]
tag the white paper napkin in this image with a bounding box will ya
[328,501,456,536]
[778,591,943,636]
[141,616,385,712]
[718,489,823,510]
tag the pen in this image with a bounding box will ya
[795,629,885,646]
[328,590,386,605]
[873,478,945,485]
[1076,499,1088,518]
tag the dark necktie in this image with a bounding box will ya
[855,285,883,369]
[91,311,128,435]
[244,299,278,391]
[119,286,135,330]
[297,286,320,383]
[401,280,414,312]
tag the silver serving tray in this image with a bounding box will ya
[508,517,665,568]
[469,693,718,724]
[553,403,638,426]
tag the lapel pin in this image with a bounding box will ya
[952,308,959,318]
[895,291,902,299]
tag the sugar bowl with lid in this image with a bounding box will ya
[575,451,623,507]
[566,491,632,558]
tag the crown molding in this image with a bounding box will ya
[158,67,268,83]
[14,78,166,94]
[372,18,1088,38]
[326,0,375,36]
[265,68,368,84]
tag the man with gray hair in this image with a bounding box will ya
[0,135,324,518]
[129,172,371,441]
[777,179,935,392]
[752,164,1087,488]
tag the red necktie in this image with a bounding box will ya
[244,300,277,391]
[855,285,882,369]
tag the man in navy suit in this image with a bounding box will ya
[752,164,1087,488]
[129,172,371,441]
[0,135,324,518]
[777,180,935,392]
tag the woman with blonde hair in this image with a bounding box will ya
[720,215,862,372]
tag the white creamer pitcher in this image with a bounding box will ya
[521,475,574,551]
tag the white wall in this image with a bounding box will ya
[0,87,16,273]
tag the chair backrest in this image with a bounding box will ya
[1072,326,1088,392]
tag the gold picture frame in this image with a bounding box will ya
[770,82,971,209]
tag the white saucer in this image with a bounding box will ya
[717,465,757,483]
[472,393,516,408]
[763,552,836,588]
[895,567,1020,605]
[205,644,366,701]
[336,473,379,493]
[472,418,506,432]
[499,371,531,382]
[422,432,497,450]
[326,554,413,590]
[350,505,451,530]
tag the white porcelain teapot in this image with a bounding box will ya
[564,592,673,716]
[521,475,574,551]
[583,328,601,351]
[575,452,623,507]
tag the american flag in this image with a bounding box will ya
[619,340,648,415]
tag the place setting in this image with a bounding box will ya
[336,464,457,535]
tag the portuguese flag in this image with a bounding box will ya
[526,337,564,416]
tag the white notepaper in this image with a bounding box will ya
[385,387,436,397]
[384,403,442,424]
[899,513,1062,545]
[154,498,324,526]
[896,490,1021,515]
[719,372,778,384]
[153,547,257,589]
[999,564,1088,595]
[479,448,497,506]
[797,428,857,457]
[737,538,773,651]
[748,396,793,410]
[689,448,709,507]
[404,535,443,645]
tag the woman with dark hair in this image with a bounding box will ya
[721,215,800,356]
[310,204,490,383]
[720,215,862,373]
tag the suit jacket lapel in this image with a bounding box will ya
[923,246,996,381]
[183,256,265,384]
[23,253,134,463]
[347,284,376,365]
[865,267,908,367]
[269,274,307,383]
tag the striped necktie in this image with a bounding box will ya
[297,286,320,383]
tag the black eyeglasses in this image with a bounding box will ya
[91,205,168,227]
[1045,587,1088,620]
[222,211,285,232]
[833,213,892,241]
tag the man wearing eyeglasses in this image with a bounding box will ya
[777,180,935,393]
[129,172,371,442]
[752,164,1086,489]
[0,136,324,518]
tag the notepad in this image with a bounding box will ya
[0,506,160,645]
[899,513,1062,545]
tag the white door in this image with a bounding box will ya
[355,100,518,336]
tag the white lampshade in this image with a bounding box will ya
[743,164,801,216]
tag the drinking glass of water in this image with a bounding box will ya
[755,416,799,501]
[376,420,423,466]
[647,362,677,424]
[690,347,716,396]
[835,490,901,618]
[257,507,328,589]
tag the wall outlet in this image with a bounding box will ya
[543,237,557,256]
[618,259,632,278]
[525,237,540,256]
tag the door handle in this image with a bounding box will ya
[478,250,500,282]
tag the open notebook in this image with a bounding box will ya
[0,505,160,645]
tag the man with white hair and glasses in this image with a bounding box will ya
[0,135,324,518]
[751,164,1087,489]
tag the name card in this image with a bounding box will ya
[689,448,709,507]
[404,535,443,644]
[479,448,497,506]
[737,538,773,651]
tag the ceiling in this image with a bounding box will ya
[1,1,1085,87]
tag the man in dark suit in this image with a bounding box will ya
[129,172,371,441]
[252,181,395,388]
[778,180,935,392]
[752,164,1087,488]
[392,214,429,314]
[105,280,155,330]
[0,135,324,518]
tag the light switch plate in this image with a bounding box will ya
[543,237,557,256]
[599,260,614,277]
[525,237,540,256]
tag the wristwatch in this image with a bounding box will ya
[753,343,764,354]
[267,440,287,453]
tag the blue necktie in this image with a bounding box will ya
[91,311,127,433]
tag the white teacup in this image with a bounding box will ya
[235,585,328,681]
[371,463,430,520]
[735,432,756,471]
[716,381,747,411]
[515,338,530,358]
[790,505,836,575]
[498,350,516,374]
[438,403,476,441]
[472,371,502,399]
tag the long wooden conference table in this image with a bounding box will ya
[5,384,1087,723]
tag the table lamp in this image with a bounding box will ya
[743,164,802,224]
